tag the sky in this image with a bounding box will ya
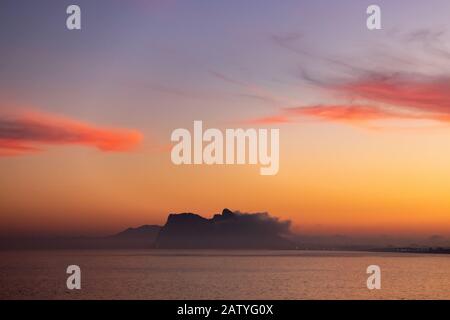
[2,0,450,237]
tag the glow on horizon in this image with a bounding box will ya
[2,0,450,237]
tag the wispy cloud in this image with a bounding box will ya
[210,70,295,106]
[246,73,450,126]
[248,93,450,127]
[247,29,450,128]
[337,73,450,114]
[0,110,143,156]
[248,104,441,126]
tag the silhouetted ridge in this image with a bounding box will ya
[114,225,161,239]
[156,208,294,249]
[2,225,162,250]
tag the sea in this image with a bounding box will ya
[1,250,449,299]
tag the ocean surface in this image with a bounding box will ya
[1,250,449,299]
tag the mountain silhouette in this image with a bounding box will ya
[1,225,161,250]
[1,209,296,250]
[113,225,161,239]
[155,208,294,249]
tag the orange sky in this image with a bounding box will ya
[2,1,450,237]
[2,120,450,236]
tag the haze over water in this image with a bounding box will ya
[1,250,449,300]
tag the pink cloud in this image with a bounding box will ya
[0,110,143,156]
[248,104,450,126]
[337,75,450,114]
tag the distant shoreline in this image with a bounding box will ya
[368,247,450,254]
[1,244,450,255]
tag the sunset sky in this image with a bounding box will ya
[2,0,450,237]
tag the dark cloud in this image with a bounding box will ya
[216,209,292,236]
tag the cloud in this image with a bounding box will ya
[241,29,450,128]
[271,32,369,78]
[287,104,409,123]
[246,29,450,127]
[158,208,294,249]
[210,70,294,106]
[222,209,292,235]
[0,110,143,156]
[337,73,450,114]
[247,102,450,127]
[389,28,450,62]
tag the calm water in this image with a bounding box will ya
[1,250,450,299]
